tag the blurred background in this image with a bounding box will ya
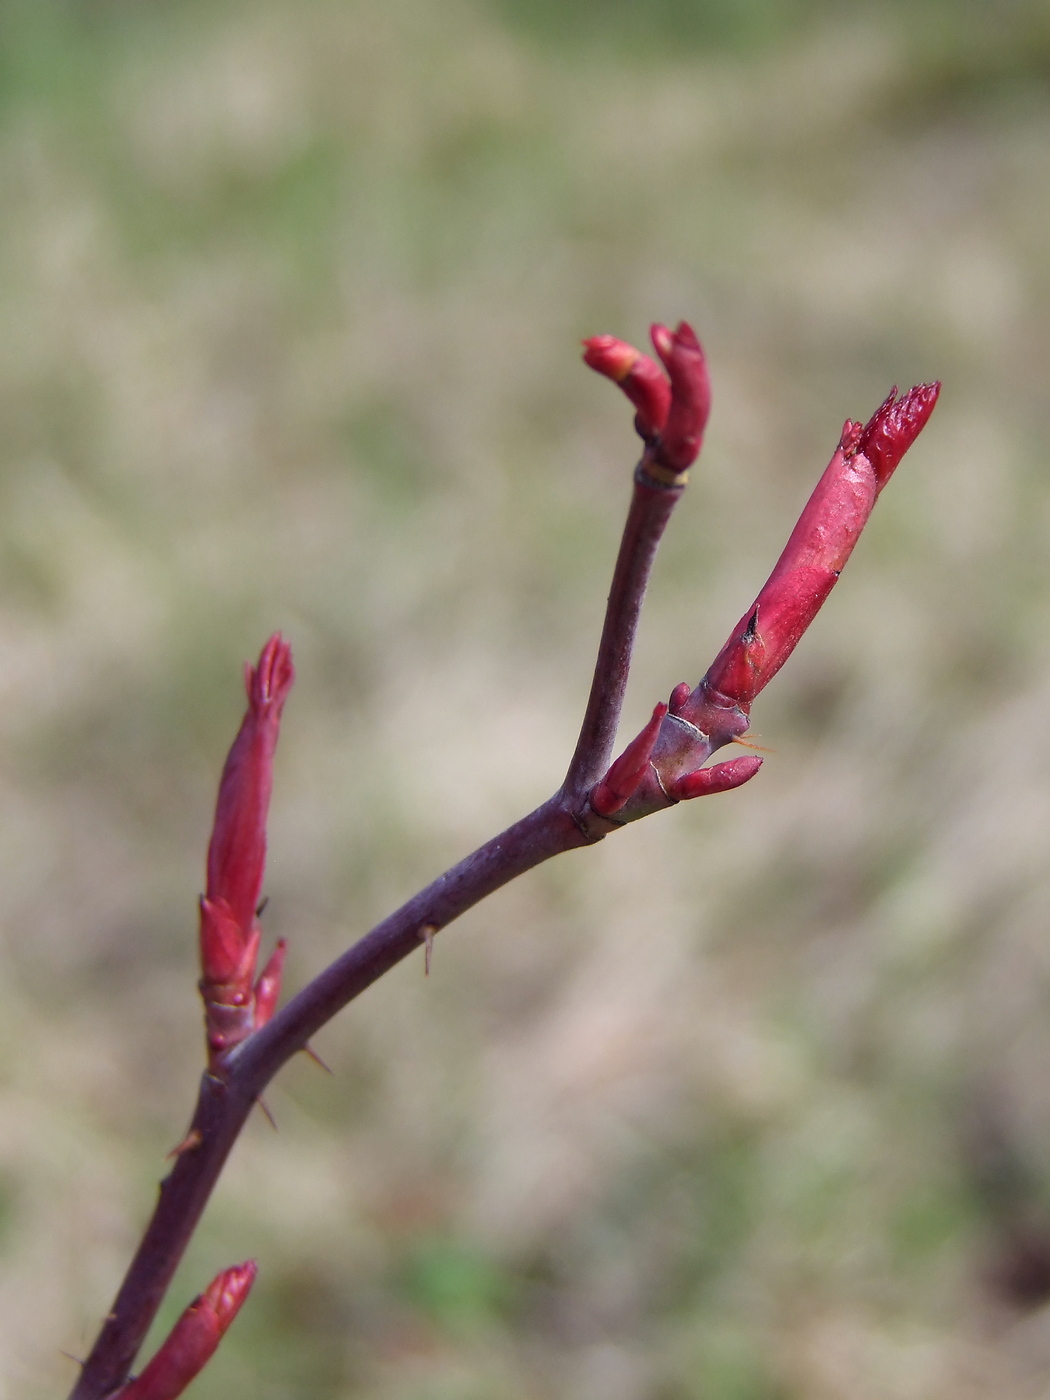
[1,0,1049,1395]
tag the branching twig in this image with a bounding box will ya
[67,325,938,1400]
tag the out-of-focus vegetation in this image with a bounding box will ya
[2,0,1050,1395]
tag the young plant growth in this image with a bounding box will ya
[68,324,938,1400]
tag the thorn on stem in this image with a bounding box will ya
[167,1130,203,1160]
[302,1044,333,1074]
[420,924,437,976]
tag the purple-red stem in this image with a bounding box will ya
[563,454,687,796]
[68,469,676,1400]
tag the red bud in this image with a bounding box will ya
[668,681,692,715]
[199,635,294,1070]
[687,382,938,718]
[582,335,671,440]
[116,1262,257,1400]
[852,382,941,491]
[650,321,711,472]
[253,937,287,1029]
[668,755,763,801]
[591,702,668,817]
[206,633,294,937]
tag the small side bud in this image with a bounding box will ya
[650,321,711,472]
[591,702,668,817]
[668,755,762,801]
[115,1262,257,1400]
[582,335,671,440]
[253,938,287,1029]
[668,681,692,715]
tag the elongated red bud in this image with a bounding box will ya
[668,754,762,801]
[650,321,711,472]
[684,382,938,723]
[852,382,940,491]
[582,335,671,440]
[199,634,294,1071]
[253,937,287,1029]
[116,1262,257,1400]
[207,633,294,937]
[591,702,668,817]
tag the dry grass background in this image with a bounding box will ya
[2,0,1050,1395]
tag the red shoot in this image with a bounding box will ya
[114,1261,256,1400]
[582,334,671,441]
[70,324,943,1400]
[583,321,710,474]
[649,321,711,473]
[207,633,294,935]
[686,382,940,730]
[588,380,939,825]
[199,633,294,1070]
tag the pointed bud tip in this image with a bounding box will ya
[672,320,701,349]
[649,323,672,359]
[249,633,295,711]
[116,1262,258,1400]
[203,1260,258,1331]
[854,381,941,488]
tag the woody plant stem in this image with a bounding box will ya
[69,324,938,1400]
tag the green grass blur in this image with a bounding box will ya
[2,0,1050,1395]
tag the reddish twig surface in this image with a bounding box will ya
[67,327,938,1400]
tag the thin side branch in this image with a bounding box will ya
[562,461,687,797]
